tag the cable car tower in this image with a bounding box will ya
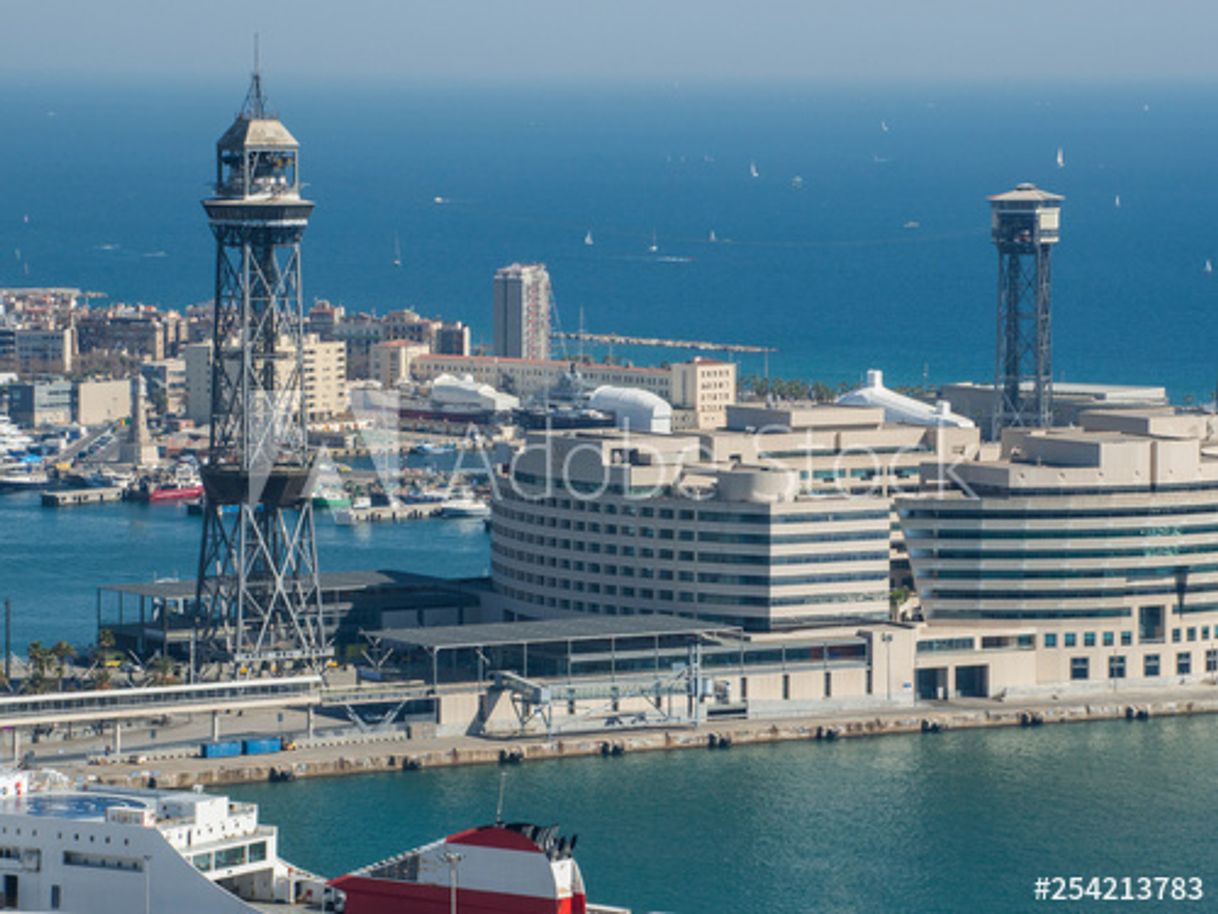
[989,182,1063,437]
[194,60,330,674]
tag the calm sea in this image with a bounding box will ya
[3,81,1218,397]
[230,713,1218,913]
[0,491,489,650]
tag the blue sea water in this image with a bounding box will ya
[230,713,1218,914]
[3,81,1218,397]
[0,491,489,650]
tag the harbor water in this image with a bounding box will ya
[230,713,1218,913]
[0,491,490,649]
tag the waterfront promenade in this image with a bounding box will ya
[40,682,1218,789]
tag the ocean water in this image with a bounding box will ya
[3,81,1218,397]
[0,492,490,650]
[230,713,1218,913]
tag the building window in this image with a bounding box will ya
[1070,657,1089,681]
[1120,631,1132,647]
[1083,632,1096,647]
[1108,656,1126,679]
[50,886,61,910]
[1204,627,1211,640]
[1139,606,1164,643]
[1177,652,1191,675]
[1102,631,1114,647]
[1187,627,1197,642]
[1206,649,1218,673]
[1044,633,1057,648]
[1172,628,1182,643]
[1064,633,1077,648]
[1144,654,1160,678]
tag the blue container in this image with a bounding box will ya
[241,737,282,756]
[200,740,242,759]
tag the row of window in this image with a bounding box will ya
[1070,650,1217,680]
[1046,626,1214,649]
[903,503,1218,521]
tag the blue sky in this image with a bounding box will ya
[3,0,1217,86]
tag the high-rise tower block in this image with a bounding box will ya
[194,65,329,673]
[989,182,1063,437]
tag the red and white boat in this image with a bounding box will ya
[147,482,205,502]
[330,820,624,914]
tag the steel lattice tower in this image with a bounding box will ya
[194,65,329,674]
[989,182,1063,438]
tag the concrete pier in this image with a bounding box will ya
[41,487,124,507]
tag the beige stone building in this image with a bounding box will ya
[490,404,980,633]
[671,358,737,430]
[899,407,1218,698]
[370,340,429,389]
[182,335,348,426]
[74,378,132,426]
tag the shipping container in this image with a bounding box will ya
[200,740,242,759]
[241,737,282,756]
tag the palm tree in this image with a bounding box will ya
[50,641,76,691]
[24,641,51,693]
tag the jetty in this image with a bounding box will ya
[41,486,124,507]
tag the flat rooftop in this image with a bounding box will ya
[100,570,487,600]
[371,615,738,651]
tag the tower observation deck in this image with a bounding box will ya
[989,182,1063,437]
[194,65,329,673]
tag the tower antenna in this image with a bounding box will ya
[244,33,268,118]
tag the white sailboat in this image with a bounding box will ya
[1056,146,1065,168]
[1205,259,1214,274]
[648,229,658,254]
[708,229,717,243]
[1114,194,1121,208]
[749,160,760,179]
[392,233,402,267]
[584,230,594,246]
[880,120,889,133]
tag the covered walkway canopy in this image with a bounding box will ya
[367,615,741,687]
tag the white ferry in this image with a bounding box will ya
[0,769,327,912]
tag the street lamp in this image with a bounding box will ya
[441,850,463,914]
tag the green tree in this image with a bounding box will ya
[24,641,52,693]
[50,641,76,691]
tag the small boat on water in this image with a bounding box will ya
[584,230,594,246]
[411,440,456,457]
[647,229,658,254]
[1205,258,1214,274]
[313,484,352,509]
[749,160,760,178]
[0,467,48,492]
[1056,146,1065,168]
[439,487,491,518]
[392,233,402,267]
[147,482,204,502]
